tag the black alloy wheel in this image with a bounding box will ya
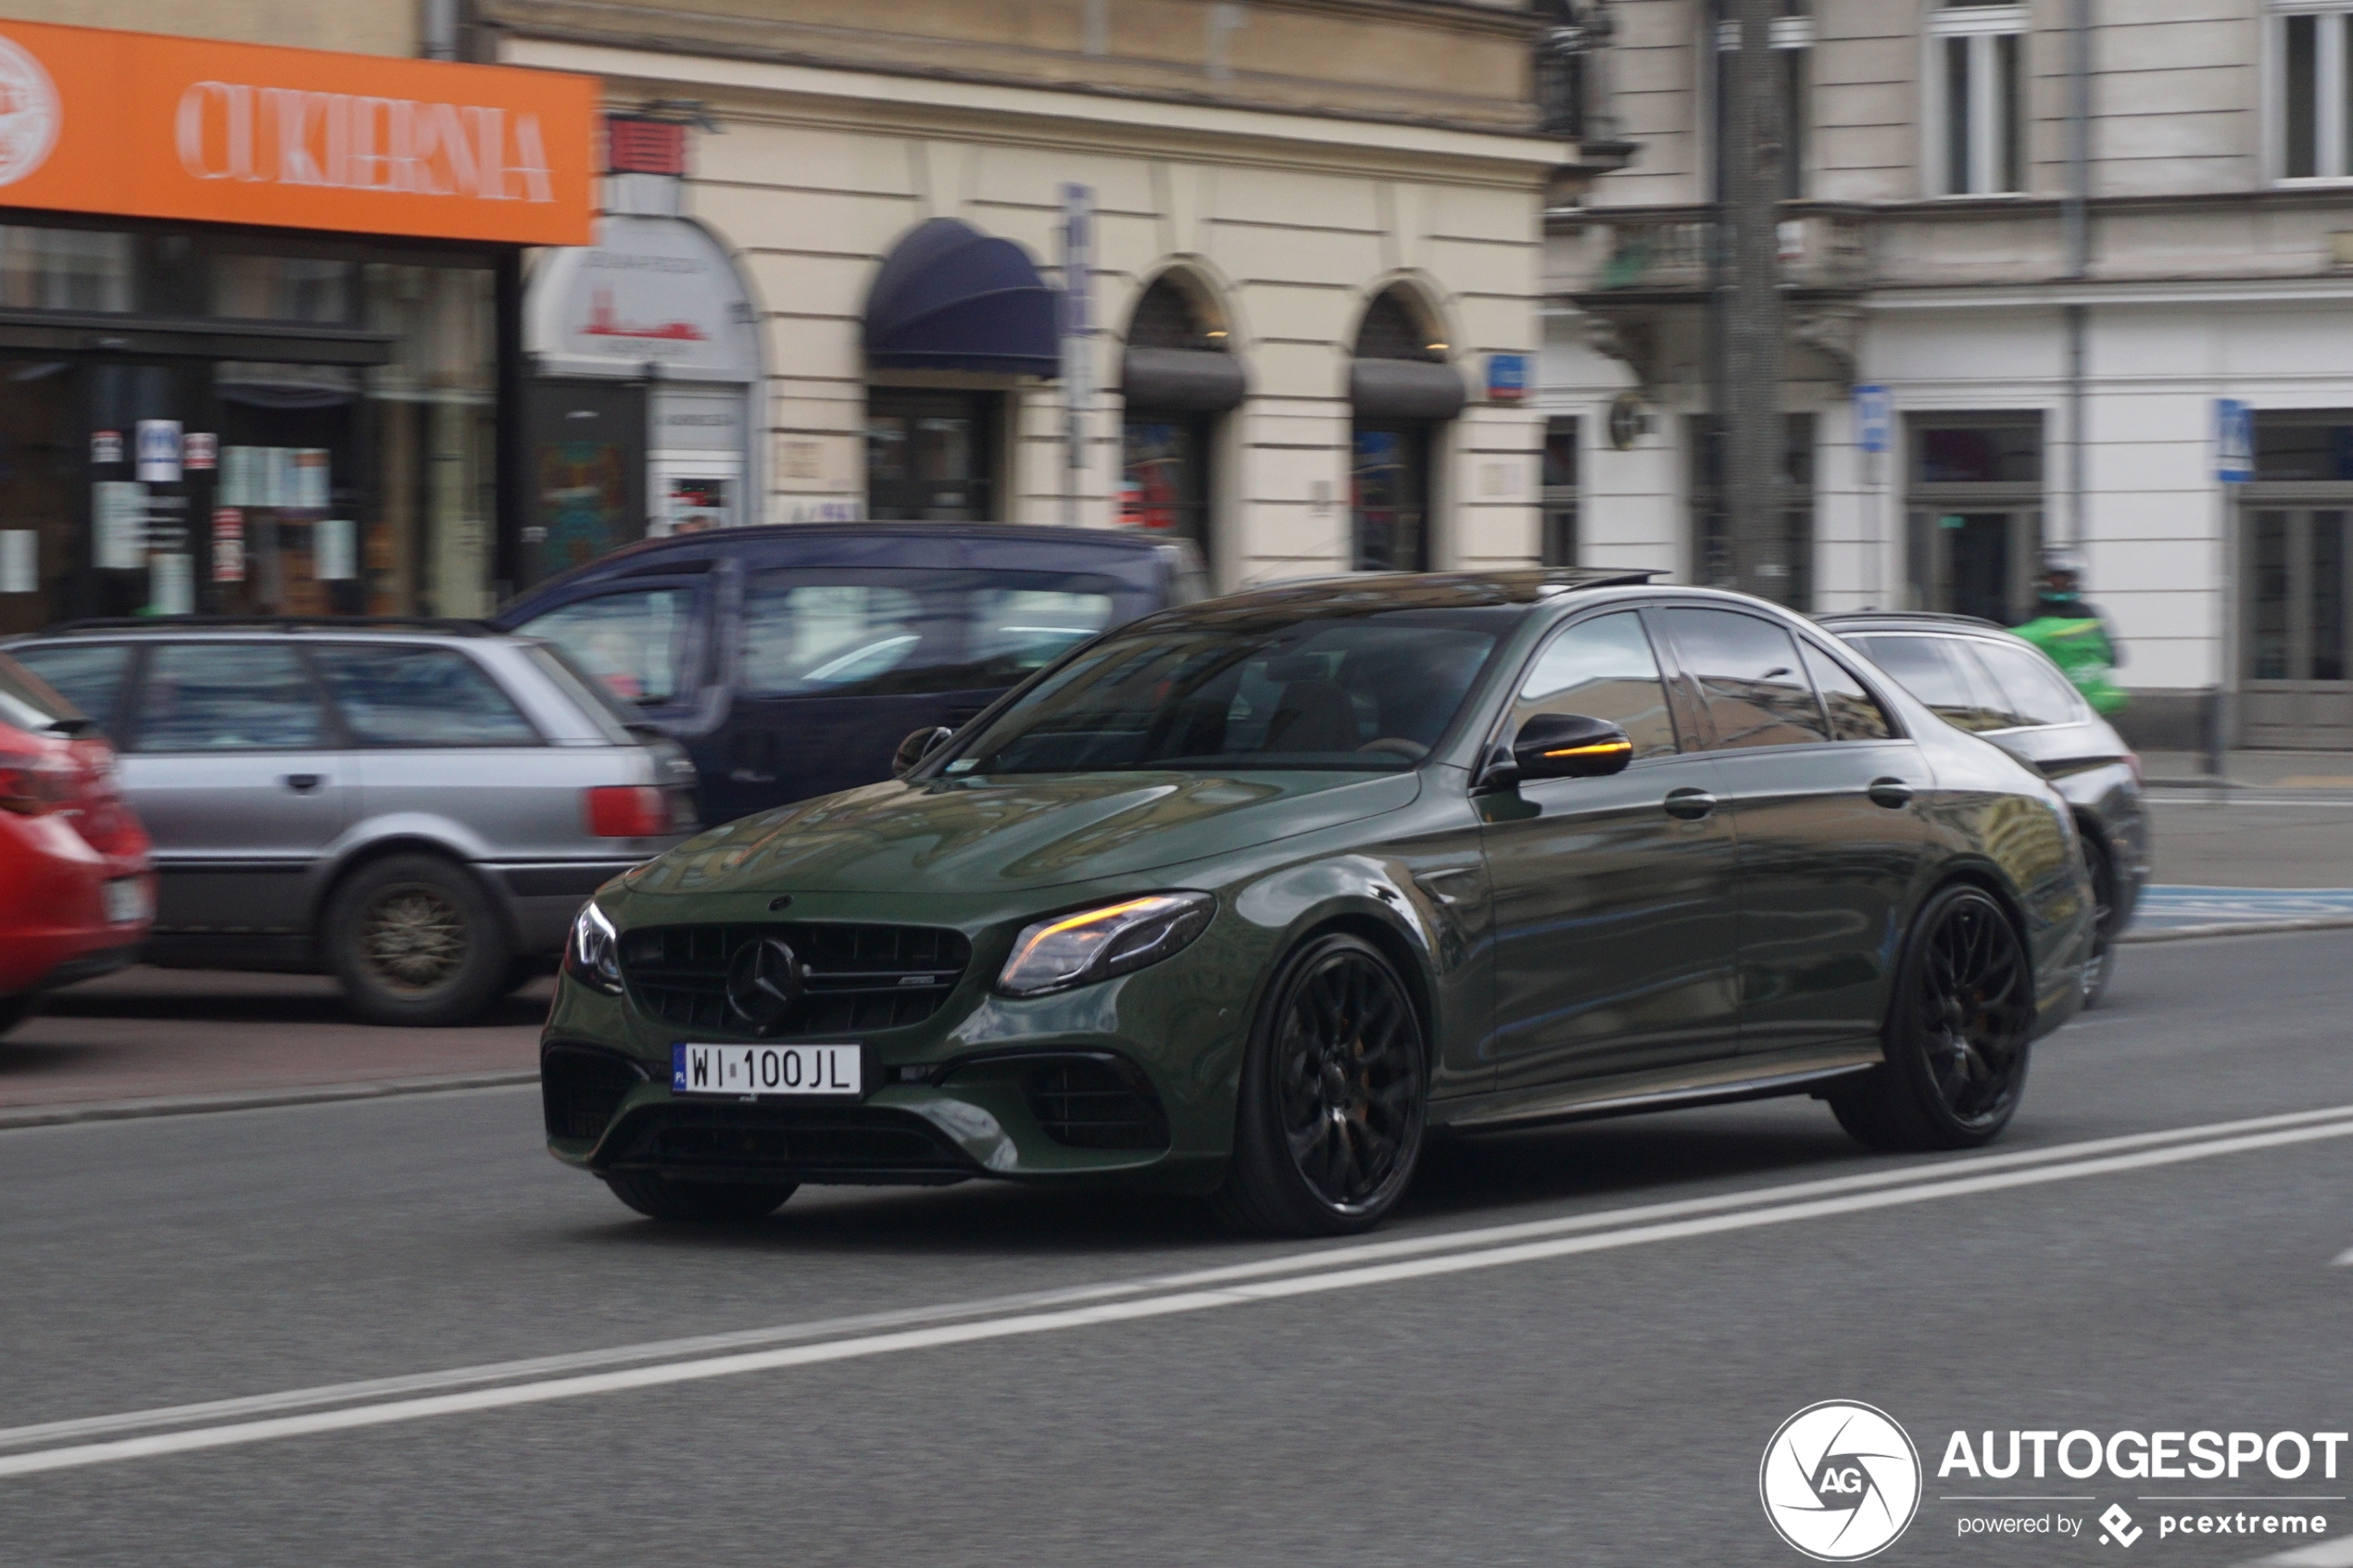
[603,1172,798,1223]
[1214,933,1428,1236]
[1832,884,2034,1152]
[2078,832,2118,1010]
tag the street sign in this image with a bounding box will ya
[1486,353,1529,404]
[1854,383,1892,455]
[2216,398,2254,483]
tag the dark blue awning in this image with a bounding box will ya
[862,218,1060,378]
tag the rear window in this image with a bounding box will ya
[523,644,642,746]
[1970,638,2083,728]
[8,644,128,735]
[1850,634,2013,734]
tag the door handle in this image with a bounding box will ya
[1663,787,1717,821]
[283,773,322,793]
[1867,777,1916,810]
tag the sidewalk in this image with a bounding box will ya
[0,968,545,1125]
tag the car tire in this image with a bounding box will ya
[1831,884,2034,1153]
[325,854,514,1028]
[603,1173,797,1223]
[2078,832,2118,1011]
[1212,933,1428,1237]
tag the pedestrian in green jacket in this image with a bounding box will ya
[2012,549,2127,715]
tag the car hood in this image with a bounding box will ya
[623,770,1424,897]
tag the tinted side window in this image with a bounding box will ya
[967,585,1116,683]
[11,644,132,735]
[739,573,958,696]
[1970,639,2082,728]
[1662,608,1831,749]
[1800,643,1897,741]
[134,645,324,751]
[1852,635,2011,734]
[313,646,539,747]
[515,588,692,706]
[1513,611,1680,760]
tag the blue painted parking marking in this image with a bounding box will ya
[2133,886,2353,933]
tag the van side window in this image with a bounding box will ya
[516,589,690,706]
[739,573,959,696]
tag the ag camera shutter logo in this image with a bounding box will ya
[1760,1400,1923,1561]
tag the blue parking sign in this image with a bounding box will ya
[1854,384,1891,455]
[2216,398,2254,483]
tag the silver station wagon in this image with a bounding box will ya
[4,620,696,1025]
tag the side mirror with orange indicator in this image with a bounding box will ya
[1510,713,1635,781]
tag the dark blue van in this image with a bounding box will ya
[494,524,1204,825]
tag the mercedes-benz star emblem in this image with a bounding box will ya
[724,936,803,1031]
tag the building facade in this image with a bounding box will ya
[481,0,1580,593]
[0,16,597,636]
[1549,0,2353,749]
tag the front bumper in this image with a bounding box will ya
[538,888,1257,1195]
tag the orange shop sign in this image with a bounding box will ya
[0,19,595,245]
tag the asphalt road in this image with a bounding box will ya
[5,932,2352,1566]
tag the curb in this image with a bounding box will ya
[2120,916,2353,945]
[2145,775,2246,790]
[0,1070,539,1131]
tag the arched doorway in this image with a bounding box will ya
[1118,271,1244,571]
[1349,285,1463,572]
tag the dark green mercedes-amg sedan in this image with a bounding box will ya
[541,571,2094,1235]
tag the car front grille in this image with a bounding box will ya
[618,922,972,1039]
[1024,1057,1169,1151]
[541,1045,646,1141]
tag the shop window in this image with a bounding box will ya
[1352,425,1431,573]
[1930,3,2026,195]
[213,254,355,324]
[2253,410,2353,481]
[0,226,131,312]
[1121,420,1209,542]
[1687,412,1815,610]
[1542,417,1579,567]
[867,389,996,521]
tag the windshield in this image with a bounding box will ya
[941,609,1504,776]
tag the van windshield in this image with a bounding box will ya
[941,608,1504,776]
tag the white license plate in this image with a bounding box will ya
[102,877,147,926]
[671,1043,862,1098]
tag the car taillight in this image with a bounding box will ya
[0,746,71,816]
[585,784,671,837]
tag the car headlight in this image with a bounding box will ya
[567,900,623,995]
[996,892,1214,998]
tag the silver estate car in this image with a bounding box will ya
[3,620,696,1025]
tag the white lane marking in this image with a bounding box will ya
[10,1102,2353,1453]
[4,1114,2351,1480]
[2333,1247,2353,1267]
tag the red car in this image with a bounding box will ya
[0,652,152,1036]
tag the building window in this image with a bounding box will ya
[1904,412,2044,624]
[2276,6,2353,180]
[1542,417,1579,567]
[1930,3,2027,195]
[866,389,996,521]
[1710,0,1812,202]
[1687,412,1815,611]
[1118,275,1235,567]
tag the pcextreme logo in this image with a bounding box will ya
[1761,1401,1924,1562]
